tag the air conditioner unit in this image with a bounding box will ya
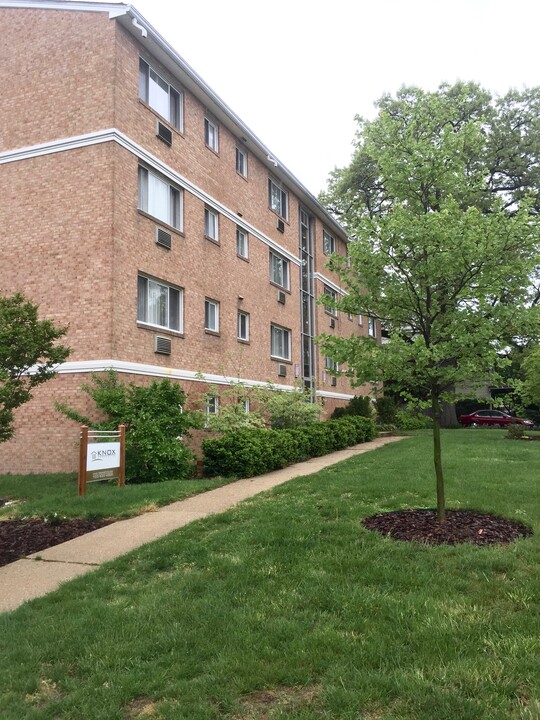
[277,364,287,377]
[156,121,172,146]
[331,376,337,387]
[155,227,172,250]
[276,218,285,233]
[277,290,286,304]
[154,336,172,355]
[329,318,336,329]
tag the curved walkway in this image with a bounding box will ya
[0,435,405,613]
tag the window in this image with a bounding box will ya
[205,298,220,332]
[204,117,219,152]
[325,356,339,372]
[323,230,336,255]
[271,324,291,360]
[269,251,290,289]
[138,166,182,230]
[268,178,288,220]
[236,226,248,259]
[204,207,219,242]
[139,58,182,130]
[237,311,249,341]
[241,397,250,414]
[236,146,247,177]
[368,316,377,337]
[358,314,363,326]
[206,396,219,416]
[323,285,338,317]
[137,275,182,332]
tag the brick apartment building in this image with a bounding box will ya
[0,0,377,474]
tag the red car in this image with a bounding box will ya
[459,409,534,428]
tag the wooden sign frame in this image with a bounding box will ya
[78,425,126,496]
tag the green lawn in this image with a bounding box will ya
[1,430,540,719]
[0,473,231,520]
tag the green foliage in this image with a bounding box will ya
[202,416,376,477]
[506,423,526,440]
[201,381,266,434]
[521,346,540,407]
[57,371,200,483]
[395,408,433,431]
[331,395,372,419]
[319,82,540,520]
[375,396,397,424]
[0,293,70,442]
[258,383,323,429]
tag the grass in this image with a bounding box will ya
[0,473,231,520]
[1,429,540,719]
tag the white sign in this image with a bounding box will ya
[86,442,121,471]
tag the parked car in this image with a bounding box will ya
[459,409,534,428]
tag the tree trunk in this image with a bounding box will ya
[439,400,458,428]
[431,393,446,523]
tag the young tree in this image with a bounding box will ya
[319,83,540,522]
[0,293,70,442]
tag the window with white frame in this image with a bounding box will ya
[325,355,339,372]
[323,229,336,255]
[137,275,182,332]
[241,397,250,414]
[358,314,363,326]
[323,285,338,317]
[138,166,182,230]
[204,117,219,152]
[237,311,249,341]
[139,58,183,130]
[204,207,219,242]
[268,178,288,220]
[236,146,247,177]
[206,395,219,416]
[236,226,248,259]
[269,251,290,289]
[271,324,291,360]
[368,316,377,337]
[205,298,220,332]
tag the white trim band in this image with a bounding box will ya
[0,128,300,265]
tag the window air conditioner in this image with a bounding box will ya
[277,364,287,377]
[156,227,172,250]
[277,290,286,304]
[154,336,172,355]
[276,218,285,233]
[156,121,173,146]
[329,318,336,329]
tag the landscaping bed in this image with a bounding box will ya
[0,517,112,567]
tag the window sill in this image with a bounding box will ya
[269,208,289,225]
[137,210,184,237]
[204,235,220,246]
[137,322,184,338]
[204,329,221,337]
[237,253,249,263]
[237,338,250,345]
[205,144,220,157]
[269,281,291,294]
[270,356,292,364]
[138,99,184,137]
[236,171,248,182]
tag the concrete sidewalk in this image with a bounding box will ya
[0,435,405,613]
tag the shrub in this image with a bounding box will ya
[331,395,372,419]
[56,371,199,483]
[506,423,525,440]
[330,406,348,420]
[202,416,377,477]
[395,408,433,430]
[375,396,397,425]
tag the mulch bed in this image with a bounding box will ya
[362,509,533,546]
[0,517,113,567]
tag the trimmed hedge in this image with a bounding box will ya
[202,416,377,478]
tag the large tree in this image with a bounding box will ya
[319,83,540,522]
[0,293,70,442]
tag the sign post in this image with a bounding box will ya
[78,425,126,496]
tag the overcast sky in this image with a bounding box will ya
[128,0,540,197]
